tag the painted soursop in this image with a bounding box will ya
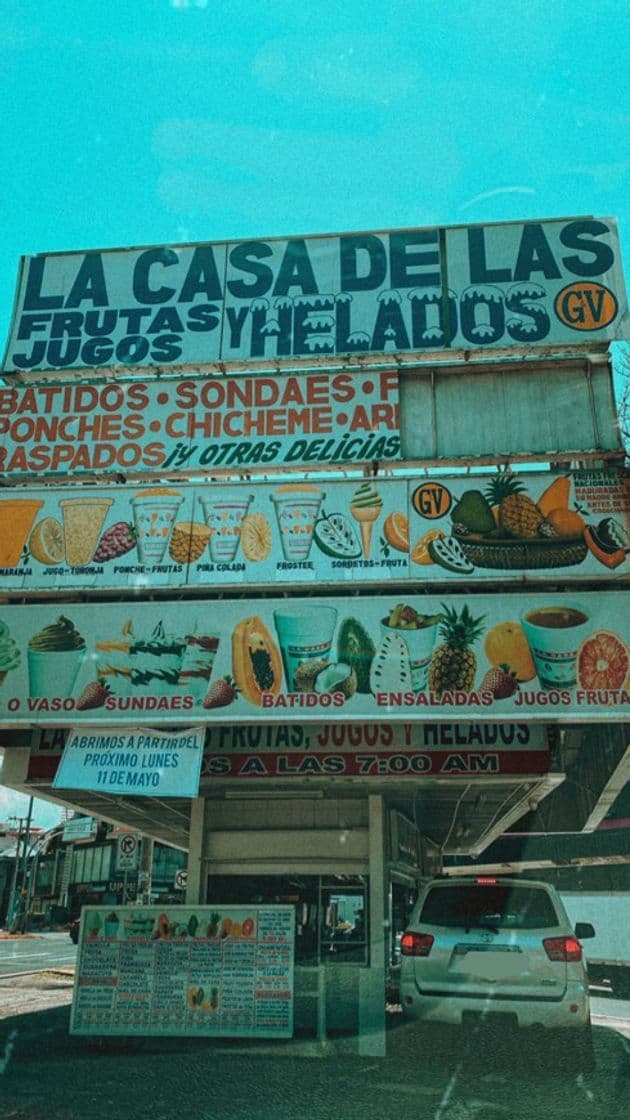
[369,631,413,694]
[337,617,376,693]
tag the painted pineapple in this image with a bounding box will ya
[428,604,486,694]
[484,474,543,539]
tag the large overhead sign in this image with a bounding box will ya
[27,723,551,781]
[3,218,626,374]
[0,370,400,477]
[0,470,627,588]
[0,592,627,727]
[200,722,551,779]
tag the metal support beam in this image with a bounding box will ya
[185,797,207,905]
[359,794,387,1057]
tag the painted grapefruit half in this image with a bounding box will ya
[577,630,629,690]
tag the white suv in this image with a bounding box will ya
[400,876,595,1061]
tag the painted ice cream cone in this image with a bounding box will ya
[350,482,383,559]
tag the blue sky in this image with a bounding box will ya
[1,0,629,826]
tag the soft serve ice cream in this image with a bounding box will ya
[0,620,21,685]
[27,615,86,699]
[350,482,383,559]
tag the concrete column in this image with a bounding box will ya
[137,837,154,904]
[185,796,206,905]
[359,793,387,1056]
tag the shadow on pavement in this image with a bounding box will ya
[0,1005,628,1120]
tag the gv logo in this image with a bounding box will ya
[554,282,618,331]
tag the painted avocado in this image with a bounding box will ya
[337,617,376,693]
[451,490,495,533]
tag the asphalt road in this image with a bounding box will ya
[0,1002,629,1120]
[0,932,77,975]
[0,968,628,1120]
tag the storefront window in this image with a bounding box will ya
[72,844,112,884]
[207,874,368,965]
[319,885,367,962]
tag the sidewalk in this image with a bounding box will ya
[0,970,75,1020]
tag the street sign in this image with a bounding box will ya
[174,869,188,891]
[116,833,140,872]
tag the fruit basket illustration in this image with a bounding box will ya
[448,476,590,571]
[452,531,588,571]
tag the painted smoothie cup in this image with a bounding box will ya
[60,497,114,566]
[380,618,438,692]
[521,603,591,690]
[0,499,44,567]
[270,485,324,561]
[273,605,337,691]
[131,490,183,565]
[200,492,253,563]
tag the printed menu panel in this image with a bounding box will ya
[70,905,295,1038]
[1,593,628,728]
[0,470,627,592]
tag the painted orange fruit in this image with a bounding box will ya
[544,508,585,537]
[411,529,445,565]
[484,621,536,682]
[577,630,629,690]
[383,512,409,552]
[29,518,65,565]
[537,476,571,517]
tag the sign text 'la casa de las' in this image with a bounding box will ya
[3,217,627,373]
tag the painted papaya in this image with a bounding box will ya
[232,616,283,704]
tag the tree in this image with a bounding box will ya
[613,342,630,457]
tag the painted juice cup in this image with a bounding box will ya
[273,605,337,691]
[200,493,253,563]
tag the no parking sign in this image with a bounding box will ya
[117,833,140,872]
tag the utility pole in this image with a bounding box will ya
[8,797,34,932]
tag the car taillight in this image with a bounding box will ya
[543,936,582,962]
[475,877,498,885]
[400,932,434,957]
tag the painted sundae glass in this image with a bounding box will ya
[129,621,186,696]
[27,616,86,699]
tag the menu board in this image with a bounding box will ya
[0,469,627,593]
[70,905,295,1038]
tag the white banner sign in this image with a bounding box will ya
[62,816,97,841]
[52,725,205,796]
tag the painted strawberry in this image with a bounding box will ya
[202,675,238,709]
[93,522,137,563]
[76,681,111,710]
[481,664,519,699]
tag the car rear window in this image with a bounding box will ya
[419,884,559,930]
